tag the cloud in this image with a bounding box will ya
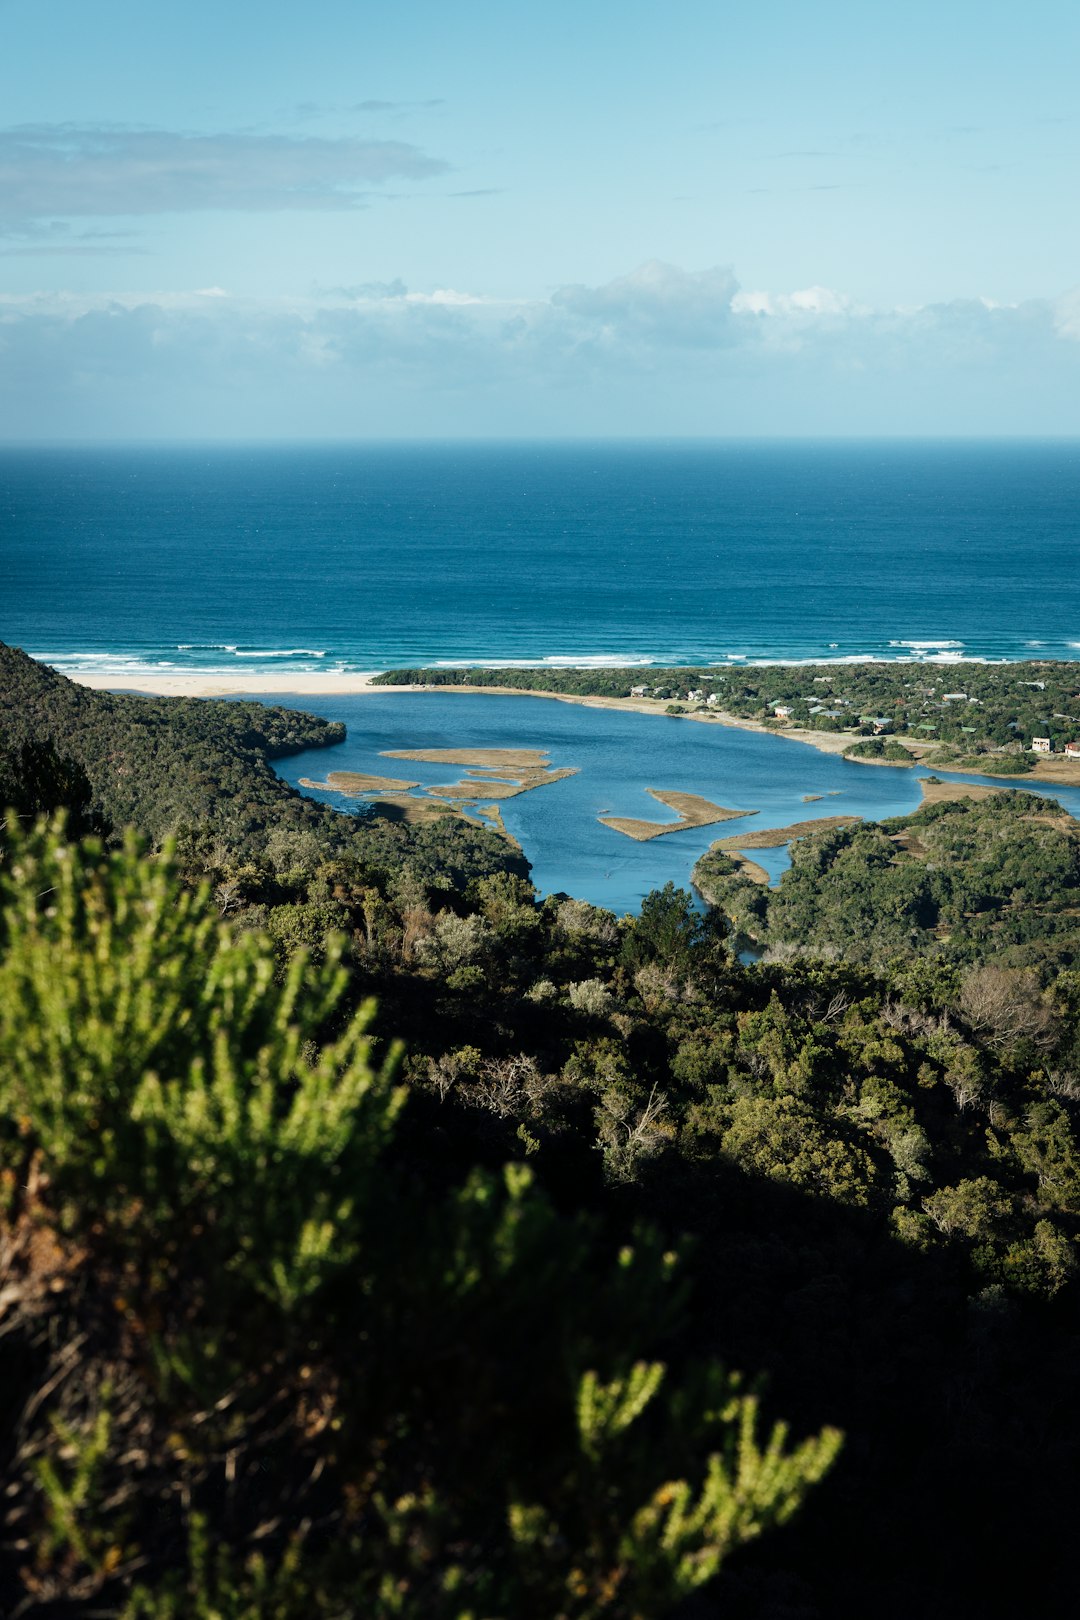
[550,260,740,348]
[1053,287,1080,341]
[733,285,854,317]
[352,99,445,113]
[0,243,153,257]
[1,263,1079,438]
[0,123,449,223]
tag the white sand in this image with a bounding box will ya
[70,671,417,698]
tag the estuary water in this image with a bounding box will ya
[271,692,1080,913]
[4,440,1080,677]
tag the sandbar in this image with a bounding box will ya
[383,747,552,769]
[426,778,531,801]
[917,779,1004,807]
[382,747,579,802]
[299,770,420,795]
[715,814,860,851]
[600,789,755,843]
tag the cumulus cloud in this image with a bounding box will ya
[733,285,854,317]
[551,260,740,348]
[0,123,448,223]
[2,262,1079,438]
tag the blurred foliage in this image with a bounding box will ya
[0,823,837,1617]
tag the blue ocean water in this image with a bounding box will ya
[3,441,1080,676]
[270,692,1080,913]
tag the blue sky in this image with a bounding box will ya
[1,0,1078,436]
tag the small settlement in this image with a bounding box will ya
[621,669,1080,761]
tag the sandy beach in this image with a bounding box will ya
[68,670,1080,790]
[71,670,412,698]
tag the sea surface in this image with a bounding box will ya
[3,441,1080,677]
[270,692,1080,914]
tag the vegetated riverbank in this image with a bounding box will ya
[369,665,1080,789]
[68,662,1080,788]
[691,778,1011,906]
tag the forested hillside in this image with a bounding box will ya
[0,641,525,893]
[698,790,1080,969]
[3,652,1080,1616]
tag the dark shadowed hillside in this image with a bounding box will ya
[0,642,525,891]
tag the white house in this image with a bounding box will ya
[630,685,648,698]
[706,693,721,707]
[687,689,705,702]
[1032,737,1053,754]
[773,704,794,720]
[1065,741,1080,758]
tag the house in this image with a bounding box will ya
[629,685,648,698]
[1032,737,1053,754]
[687,689,705,703]
[942,693,967,702]
[1065,741,1080,758]
[706,693,721,707]
[772,704,793,719]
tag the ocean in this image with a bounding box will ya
[3,440,1080,677]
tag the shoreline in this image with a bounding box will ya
[68,670,1080,790]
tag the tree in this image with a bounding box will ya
[621,883,714,977]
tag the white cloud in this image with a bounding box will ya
[732,284,854,317]
[402,288,495,306]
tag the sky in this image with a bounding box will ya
[1,0,1078,438]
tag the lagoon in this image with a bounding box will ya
[269,691,1080,913]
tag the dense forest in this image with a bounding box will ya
[696,788,1080,969]
[3,649,1080,1616]
[375,661,1080,768]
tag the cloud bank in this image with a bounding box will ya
[2,260,1078,438]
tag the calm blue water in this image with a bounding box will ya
[269,692,1080,913]
[3,442,1080,677]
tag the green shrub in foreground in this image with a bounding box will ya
[0,820,840,1618]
